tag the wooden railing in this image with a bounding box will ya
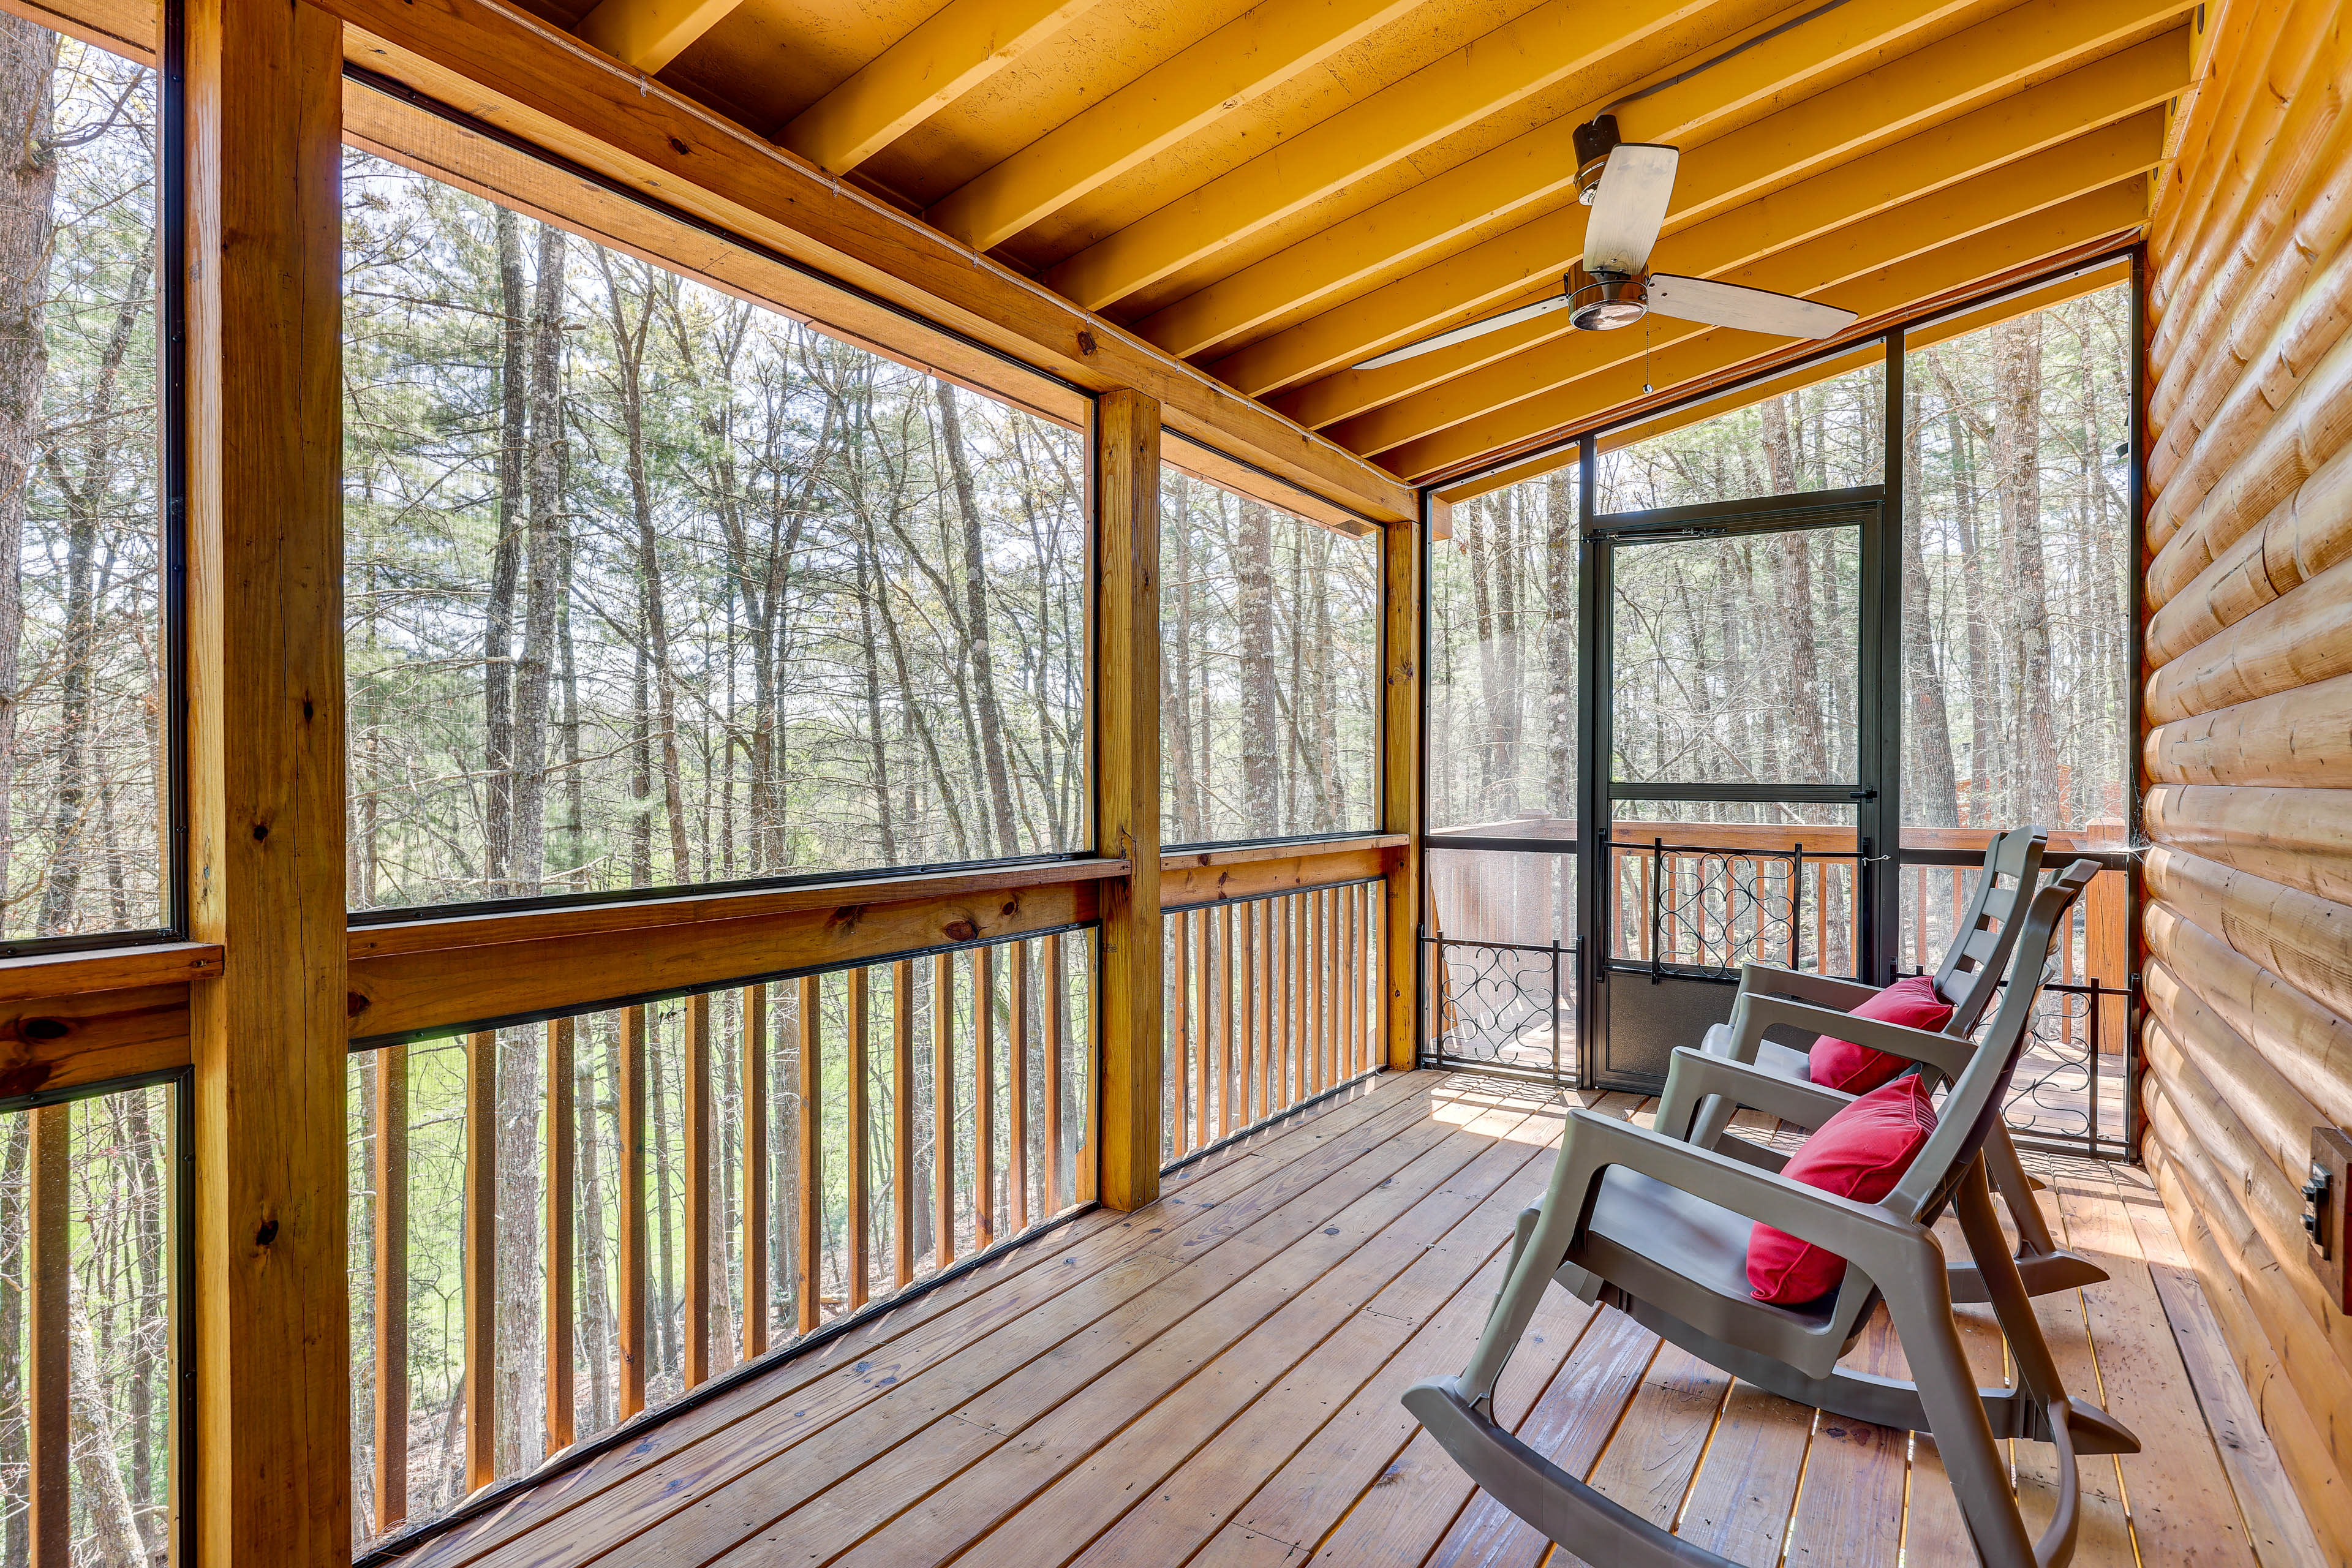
[351,927,1094,1547]
[1160,878,1385,1167]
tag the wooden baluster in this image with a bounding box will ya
[1289,894,1306,1109]
[846,969,872,1311]
[684,994,712,1387]
[742,986,768,1362]
[1254,901,1273,1120]
[933,952,956,1268]
[1217,904,1236,1136]
[974,944,996,1250]
[1343,885,1357,1079]
[1009,944,1030,1234]
[619,1006,649,1419]
[28,1103,70,1566]
[1169,911,1189,1159]
[892,962,915,1284]
[1322,889,1336,1089]
[464,1029,496,1493]
[374,1046,409,1530]
[797,975,822,1334]
[1041,935,1063,1214]
[546,1018,576,1453]
[1192,911,1211,1150]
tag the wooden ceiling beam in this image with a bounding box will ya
[1066,0,1984,318]
[778,0,1109,176]
[1282,43,2179,434]
[1379,180,2146,481]
[574,0,742,74]
[1207,4,2187,402]
[1332,112,2160,459]
[317,0,1415,521]
[922,0,1433,252]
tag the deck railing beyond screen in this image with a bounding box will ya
[349,928,1096,1551]
[1161,881,1385,1168]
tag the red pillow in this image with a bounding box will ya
[1746,1074,1939,1305]
[1807,974,1953,1093]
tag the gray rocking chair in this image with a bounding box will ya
[1407,861,2135,1568]
[1689,826,2104,1302]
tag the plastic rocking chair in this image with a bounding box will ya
[1686,826,2104,1303]
[1406,861,2134,1568]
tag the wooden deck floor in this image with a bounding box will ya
[395,1071,2324,1568]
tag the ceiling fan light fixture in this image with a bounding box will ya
[1570,273,1648,331]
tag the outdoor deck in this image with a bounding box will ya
[391,1072,2318,1568]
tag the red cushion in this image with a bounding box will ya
[1807,975,1953,1093]
[1746,1075,1939,1305]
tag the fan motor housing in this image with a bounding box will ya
[1570,271,1648,331]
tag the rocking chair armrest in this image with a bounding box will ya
[1559,1109,1932,1268]
[1729,996,1974,1082]
[1654,1047,1851,1143]
[1733,963,1883,1012]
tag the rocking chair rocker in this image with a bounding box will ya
[1406,861,2133,1568]
[1687,825,2105,1303]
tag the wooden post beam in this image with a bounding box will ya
[1095,388,1163,1209]
[573,0,744,75]
[1383,505,1422,1072]
[186,0,351,1556]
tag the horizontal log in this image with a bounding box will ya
[2147,844,2352,1025]
[2141,1006,2324,1282]
[2147,305,2352,560]
[350,878,1099,1044]
[2147,23,2352,399]
[2150,109,2352,455]
[2146,0,2301,311]
[2144,962,2323,1183]
[2145,668,2352,786]
[0,984,196,1102]
[2146,553,2352,723]
[0,942,220,1003]
[2143,1120,2352,1507]
[2144,897,2352,1133]
[2149,425,2352,644]
[2145,783,2352,905]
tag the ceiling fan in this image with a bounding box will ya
[1354,116,1859,372]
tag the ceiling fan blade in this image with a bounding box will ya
[1352,292,1572,371]
[1582,143,1678,276]
[1645,274,1858,339]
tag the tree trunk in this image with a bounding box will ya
[0,19,59,921]
[483,206,527,895]
[1237,500,1278,833]
[1543,472,1575,824]
[508,224,566,897]
[1992,315,2062,823]
[1901,375,1961,825]
[933,383,1019,858]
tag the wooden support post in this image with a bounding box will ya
[1191,912,1210,1153]
[28,1103,69,1567]
[846,968,871,1308]
[185,0,350,1553]
[796,974,821,1334]
[372,1046,409,1529]
[1383,503,1423,1071]
[924,955,954,1262]
[618,1005,649,1419]
[464,1030,496,1494]
[1096,388,1162,1210]
[683,993,712,1386]
[892,961,914,1283]
[1170,911,1189,1159]
[1217,904,1235,1136]
[741,985,767,1361]
[974,943,995,1248]
[1008,943,1030,1234]
[1041,937,1063,1215]
[545,1017,575,1454]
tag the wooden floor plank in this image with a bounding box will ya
[2009,1171,2136,1566]
[1556,1343,1736,1562]
[1417,1307,1660,1568]
[2052,1160,2262,1567]
[805,1109,1558,1567]
[1781,1309,1905,1568]
[439,1077,1441,1568]
[584,1093,1499,1568]
[1670,1379,1816,1564]
[1061,1107,1575,1567]
[976,1109,1574,1568]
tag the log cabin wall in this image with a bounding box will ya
[2139,2,2352,1557]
